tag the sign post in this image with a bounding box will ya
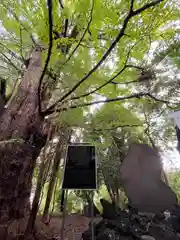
[60,144,97,240]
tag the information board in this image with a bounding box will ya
[62,144,97,190]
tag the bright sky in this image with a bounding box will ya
[163,149,180,172]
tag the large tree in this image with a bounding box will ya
[0,0,179,238]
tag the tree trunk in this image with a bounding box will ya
[0,48,46,222]
[101,168,115,203]
[24,124,53,237]
[42,128,70,223]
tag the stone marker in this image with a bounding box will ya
[120,144,177,213]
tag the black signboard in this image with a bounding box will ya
[62,145,97,190]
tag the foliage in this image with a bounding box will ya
[0,0,180,215]
[168,171,180,202]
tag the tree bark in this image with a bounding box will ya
[24,124,53,237]
[0,48,47,222]
[42,128,70,223]
[101,168,116,204]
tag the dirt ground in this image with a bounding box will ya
[45,214,101,239]
[1,213,180,240]
[0,214,100,240]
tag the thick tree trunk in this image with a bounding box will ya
[0,48,46,222]
[0,140,40,221]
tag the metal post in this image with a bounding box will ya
[60,190,68,240]
[90,190,95,240]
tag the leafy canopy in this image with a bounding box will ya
[0,0,179,150]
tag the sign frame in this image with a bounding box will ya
[61,143,98,190]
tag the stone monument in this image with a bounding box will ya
[120,144,177,213]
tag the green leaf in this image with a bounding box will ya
[58,108,85,127]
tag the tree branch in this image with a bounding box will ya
[132,0,164,16]
[4,5,37,46]
[145,93,177,105]
[111,65,144,84]
[43,65,136,115]
[0,78,6,102]
[37,0,53,115]
[0,52,21,72]
[44,92,178,116]
[130,0,135,12]
[43,39,143,114]
[69,93,145,109]
[46,69,58,82]
[74,92,177,109]
[59,0,64,9]
[143,109,157,149]
[43,65,127,115]
[175,126,180,154]
[63,19,69,37]
[45,93,144,115]
[0,42,23,63]
[43,68,171,116]
[70,38,143,99]
[93,123,142,132]
[58,0,94,70]
[19,26,25,63]
[55,0,164,104]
